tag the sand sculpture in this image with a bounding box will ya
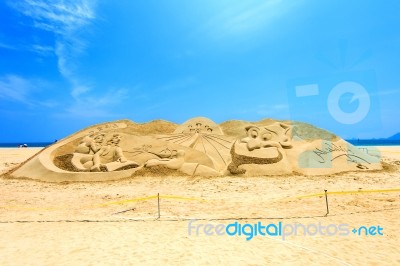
[7,117,382,182]
[71,133,138,172]
[228,123,293,175]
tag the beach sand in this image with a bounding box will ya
[0,148,43,175]
[0,147,399,265]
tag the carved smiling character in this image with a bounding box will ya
[242,123,292,150]
[228,122,293,174]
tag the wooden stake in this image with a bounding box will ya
[157,193,160,219]
[324,189,329,216]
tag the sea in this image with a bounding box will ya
[346,139,400,146]
[0,140,399,148]
[0,142,54,148]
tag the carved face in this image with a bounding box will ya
[108,134,122,145]
[241,123,292,151]
[233,122,292,159]
[94,134,105,145]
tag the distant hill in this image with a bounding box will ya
[346,132,400,146]
[387,132,400,140]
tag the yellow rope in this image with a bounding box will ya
[0,194,208,210]
[97,194,207,207]
[96,195,159,207]
[1,188,398,211]
[297,188,400,199]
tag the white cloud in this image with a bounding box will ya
[0,40,53,56]
[10,0,97,98]
[0,74,57,108]
[0,42,54,57]
[0,42,17,50]
[8,0,129,118]
[0,75,32,105]
[71,85,91,99]
[60,88,129,118]
[31,44,54,55]
[11,0,95,34]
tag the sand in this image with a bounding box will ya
[9,118,383,183]
[0,146,399,265]
[0,148,42,175]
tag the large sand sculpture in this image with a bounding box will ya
[8,117,381,182]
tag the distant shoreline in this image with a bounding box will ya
[0,142,54,148]
[346,140,400,146]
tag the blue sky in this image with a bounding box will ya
[0,0,399,142]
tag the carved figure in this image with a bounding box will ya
[228,122,293,174]
[145,149,221,176]
[71,133,138,172]
[71,133,105,171]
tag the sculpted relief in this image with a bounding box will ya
[228,122,293,174]
[70,133,138,172]
[46,117,381,179]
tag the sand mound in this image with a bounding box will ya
[7,117,381,182]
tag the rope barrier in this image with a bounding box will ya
[0,207,399,223]
[0,188,398,214]
[0,194,208,211]
[297,188,400,199]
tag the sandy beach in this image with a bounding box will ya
[0,146,399,265]
[3,0,400,265]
